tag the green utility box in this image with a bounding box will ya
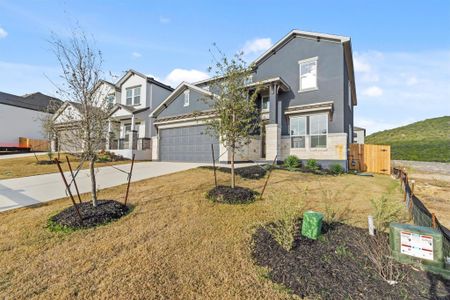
[301,211,324,240]
[390,223,450,279]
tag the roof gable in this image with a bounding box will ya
[150,82,214,118]
[116,69,174,92]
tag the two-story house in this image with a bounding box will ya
[150,30,357,169]
[52,70,173,159]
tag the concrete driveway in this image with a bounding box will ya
[0,162,202,212]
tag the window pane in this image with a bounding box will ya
[134,87,141,96]
[126,89,132,97]
[290,117,306,136]
[310,114,327,135]
[134,95,140,105]
[262,97,269,110]
[291,136,305,148]
[300,60,317,90]
[311,135,327,148]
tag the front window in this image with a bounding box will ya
[126,86,141,105]
[124,124,131,140]
[310,114,327,148]
[184,90,190,106]
[299,57,318,92]
[290,116,306,148]
[261,96,270,111]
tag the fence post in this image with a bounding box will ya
[431,213,437,229]
[410,180,415,196]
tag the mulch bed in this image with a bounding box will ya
[252,222,450,299]
[36,160,59,165]
[207,185,257,204]
[201,165,268,180]
[50,200,130,229]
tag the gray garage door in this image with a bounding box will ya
[160,125,219,162]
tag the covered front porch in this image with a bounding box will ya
[107,104,152,160]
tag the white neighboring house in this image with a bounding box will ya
[0,91,62,147]
[353,127,366,144]
[51,70,173,160]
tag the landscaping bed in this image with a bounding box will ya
[207,185,256,204]
[252,222,450,299]
[49,200,130,229]
[201,165,268,179]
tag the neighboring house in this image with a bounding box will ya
[0,91,62,146]
[353,127,366,144]
[52,71,173,159]
[150,30,357,169]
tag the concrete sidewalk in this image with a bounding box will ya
[0,162,202,212]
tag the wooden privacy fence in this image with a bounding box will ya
[18,137,49,152]
[348,144,391,174]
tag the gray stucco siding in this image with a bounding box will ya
[252,36,346,135]
[157,89,212,118]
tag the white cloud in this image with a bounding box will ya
[362,86,383,97]
[159,16,171,24]
[132,52,142,58]
[241,38,272,61]
[163,68,209,87]
[0,26,8,39]
[354,50,450,134]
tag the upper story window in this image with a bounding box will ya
[261,96,270,111]
[298,57,318,92]
[290,116,307,148]
[106,94,115,107]
[184,90,190,107]
[348,80,352,110]
[310,114,327,148]
[126,86,141,106]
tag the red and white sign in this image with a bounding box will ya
[400,231,433,260]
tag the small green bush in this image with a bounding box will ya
[284,155,301,171]
[329,163,344,175]
[306,159,320,171]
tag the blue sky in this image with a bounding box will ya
[0,0,449,133]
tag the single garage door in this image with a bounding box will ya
[160,125,219,162]
[58,129,82,153]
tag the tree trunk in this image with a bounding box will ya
[90,158,98,207]
[231,147,235,189]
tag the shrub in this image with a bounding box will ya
[371,196,405,232]
[284,155,301,171]
[305,159,320,171]
[329,163,344,175]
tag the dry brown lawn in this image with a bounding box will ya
[0,154,130,180]
[0,168,401,299]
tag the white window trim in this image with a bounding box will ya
[184,90,190,107]
[125,86,141,106]
[290,116,307,149]
[298,56,318,93]
[289,113,329,150]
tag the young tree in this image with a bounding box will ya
[206,47,261,188]
[48,29,109,207]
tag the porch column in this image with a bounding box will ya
[130,114,137,150]
[269,83,278,124]
[106,120,112,150]
[265,123,281,162]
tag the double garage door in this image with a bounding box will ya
[159,125,219,163]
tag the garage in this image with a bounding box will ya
[159,125,219,162]
[56,128,83,153]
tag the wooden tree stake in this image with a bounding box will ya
[259,155,277,200]
[124,154,136,206]
[55,158,83,223]
[211,144,217,188]
[66,156,82,203]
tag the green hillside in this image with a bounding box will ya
[365,116,450,162]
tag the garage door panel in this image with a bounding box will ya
[160,125,219,162]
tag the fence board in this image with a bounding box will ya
[18,137,49,152]
[349,144,391,174]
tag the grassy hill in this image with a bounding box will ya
[365,116,450,162]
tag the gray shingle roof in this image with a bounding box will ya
[0,91,63,113]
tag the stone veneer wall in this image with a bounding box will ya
[265,124,281,161]
[280,133,348,161]
[152,136,159,160]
